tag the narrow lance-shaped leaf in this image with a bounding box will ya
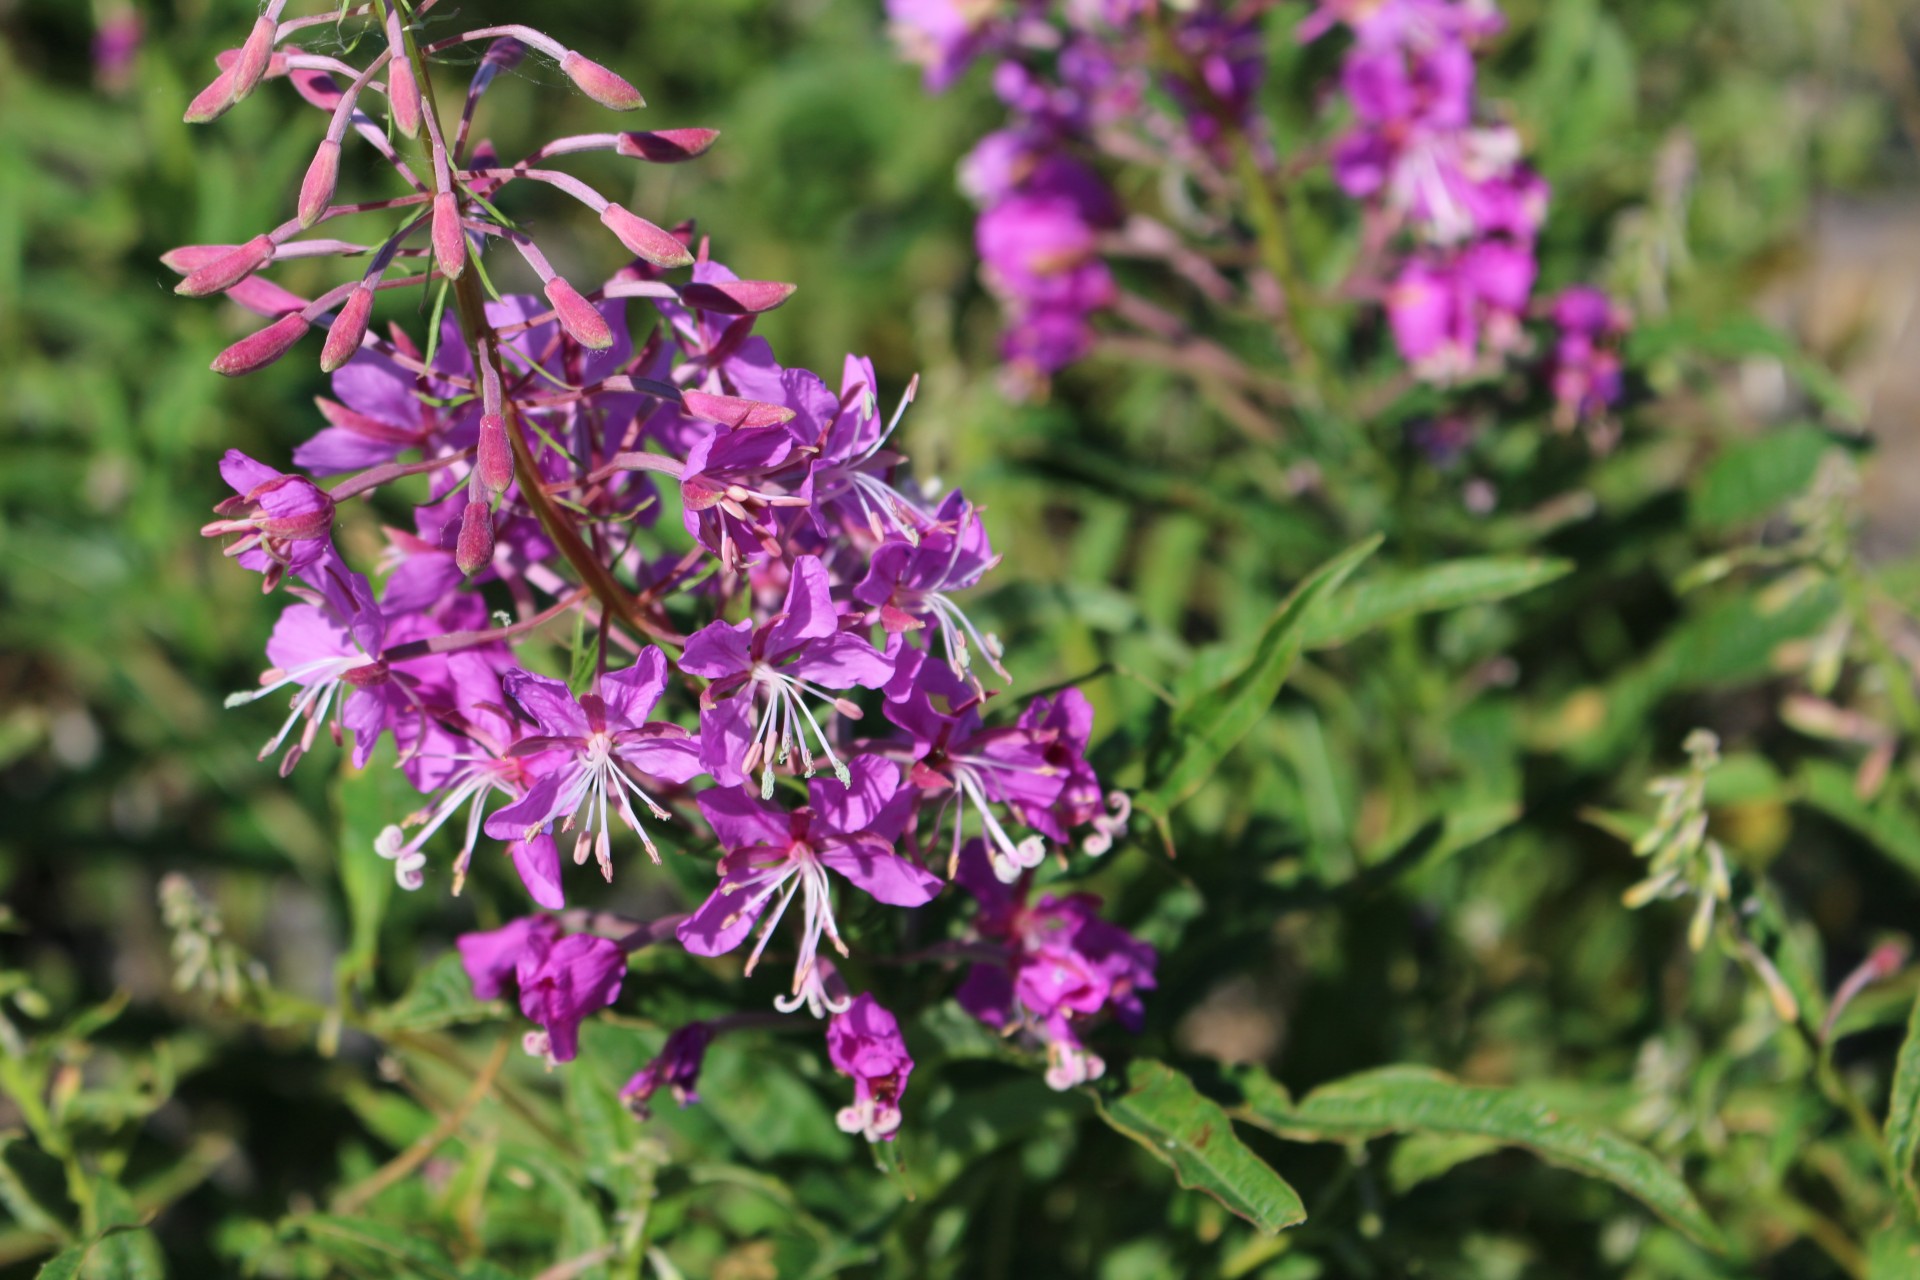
[1137,535,1381,821]
[1093,1060,1306,1235]
[1232,1065,1726,1251]
[1300,555,1572,649]
[334,742,416,987]
[1886,990,1920,1198]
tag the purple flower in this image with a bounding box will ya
[1011,688,1129,852]
[678,425,809,569]
[484,648,703,874]
[1547,286,1628,429]
[203,451,337,591]
[296,327,474,477]
[854,492,1004,679]
[621,1022,715,1116]
[887,0,1016,91]
[953,840,1156,1089]
[457,914,564,1001]
[452,903,636,1052]
[677,756,941,1006]
[883,648,1065,881]
[827,993,914,1141]
[226,548,393,774]
[804,355,931,543]
[681,556,893,793]
[517,932,626,1062]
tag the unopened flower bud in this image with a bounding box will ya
[615,128,720,163]
[455,499,494,574]
[298,138,341,228]
[562,51,645,111]
[184,64,238,124]
[677,279,797,316]
[212,313,310,376]
[432,191,466,280]
[543,277,612,349]
[320,283,375,373]
[231,15,276,104]
[477,412,514,497]
[385,12,422,138]
[599,205,693,267]
[177,234,275,298]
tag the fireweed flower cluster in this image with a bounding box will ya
[890,0,1265,392]
[177,1,1150,1137]
[892,2,1631,431]
[1304,0,1633,402]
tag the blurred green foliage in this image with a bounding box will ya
[6,0,1920,1277]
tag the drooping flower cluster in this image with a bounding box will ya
[178,1,1152,1137]
[891,1,1265,391]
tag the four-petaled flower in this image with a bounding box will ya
[682,555,894,794]
[677,757,942,1008]
[485,648,703,874]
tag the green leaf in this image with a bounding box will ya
[1093,1060,1306,1235]
[567,610,604,697]
[1870,1216,1920,1280]
[1797,760,1920,883]
[373,952,504,1035]
[1626,315,1859,424]
[1887,990,1920,1197]
[280,1214,462,1280]
[1233,1066,1724,1250]
[1690,427,1833,533]
[333,741,416,984]
[34,1248,85,1280]
[1138,536,1380,820]
[1301,556,1572,649]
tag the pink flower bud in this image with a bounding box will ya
[184,64,237,124]
[320,283,375,373]
[676,279,798,316]
[614,128,720,163]
[231,15,276,103]
[599,206,694,267]
[176,234,275,298]
[543,277,612,350]
[680,390,797,429]
[455,499,495,575]
[562,51,644,111]
[477,412,514,497]
[432,191,466,280]
[298,138,341,228]
[386,12,422,138]
[212,313,310,376]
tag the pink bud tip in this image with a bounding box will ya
[432,191,466,280]
[231,15,277,103]
[477,412,514,497]
[212,313,310,376]
[184,65,238,124]
[614,128,720,163]
[680,390,797,429]
[176,234,275,298]
[676,279,798,316]
[599,206,694,268]
[543,278,613,350]
[388,44,423,138]
[298,138,341,229]
[562,51,644,111]
[455,500,495,575]
[320,284,375,373]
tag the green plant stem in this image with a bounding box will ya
[333,1034,510,1213]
